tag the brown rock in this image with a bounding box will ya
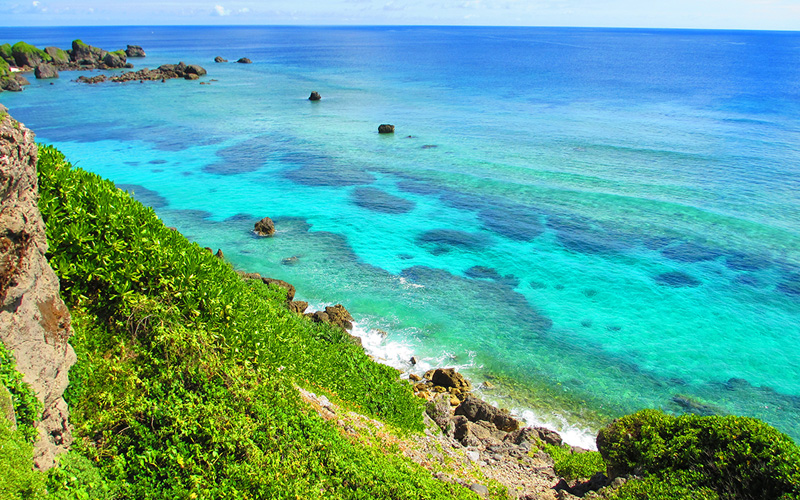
[236,57,252,64]
[34,63,59,79]
[288,300,308,314]
[431,368,472,391]
[214,56,227,63]
[0,112,76,470]
[378,124,395,134]
[254,216,275,236]
[455,396,520,432]
[324,304,354,330]
[408,373,421,382]
[504,426,563,447]
[309,91,321,101]
[259,277,295,301]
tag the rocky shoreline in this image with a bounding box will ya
[202,218,623,499]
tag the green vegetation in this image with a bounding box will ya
[35,144,481,499]
[0,416,47,500]
[11,41,52,66]
[599,409,800,500]
[0,43,13,64]
[47,47,69,65]
[0,57,10,79]
[0,341,42,442]
[543,443,605,481]
[110,49,126,59]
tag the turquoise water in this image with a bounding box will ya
[3,26,800,447]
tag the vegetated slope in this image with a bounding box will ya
[36,145,480,499]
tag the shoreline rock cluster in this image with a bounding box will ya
[1,40,147,91]
[77,62,208,84]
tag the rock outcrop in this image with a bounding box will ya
[309,91,321,101]
[76,62,209,84]
[254,217,275,236]
[236,57,252,64]
[34,63,59,80]
[125,45,146,58]
[378,124,395,134]
[0,111,75,470]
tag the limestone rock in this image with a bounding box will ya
[0,112,76,470]
[34,63,59,80]
[254,217,275,236]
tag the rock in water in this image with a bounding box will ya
[0,112,76,469]
[125,44,146,57]
[186,64,207,76]
[455,396,520,432]
[378,124,395,134]
[214,56,228,63]
[309,91,321,101]
[236,57,252,64]
[254,217,275,236]
[34,63,59,79]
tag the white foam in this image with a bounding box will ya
[308,301,599,450]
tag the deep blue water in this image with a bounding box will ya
[3,25,800,447]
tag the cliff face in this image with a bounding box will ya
[0,105,75,470]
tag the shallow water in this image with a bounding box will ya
[3,25,800,447]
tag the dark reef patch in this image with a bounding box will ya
[734,274,763,288]
[400,265,552,332]
[203,136,273,175]
[123,161,140,166]
[283,151,375,187]
[529,280,547,289]
[416,229,491,252]
[549,215,633,254]
[776,273,800,297]
[479,204,544,241]
[464,266,520,288]
[148,159,168,165]
[654,271,701,288]
[352,187,415,214]
[661,242,722,263]
[725,252,772,272]
[396,180,442,196]
[116,184,168,209]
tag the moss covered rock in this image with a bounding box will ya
[11,41,51,68]
[44,46,69,65]
[0,43,13,65]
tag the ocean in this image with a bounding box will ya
[2,25,800,448]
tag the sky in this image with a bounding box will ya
[1,0,799,30]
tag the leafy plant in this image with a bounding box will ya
[598,409,800,500]
[0,341,42,442]
[543,443,606,481]
[0,415,46,500]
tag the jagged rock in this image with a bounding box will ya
[11,41,49,68]
[431,368,472,391]
[410,356,418,365]
[261,277,295,301]
[214,56,228,63]
[254,217,275,236]
[236,57,252,64]
[76,74,107,84]
[125,45,146,57]
[455,396,520,432]
[307,310,330,323]
[70,39,105,64]
[409,373,421,382]
[505,426,563,447]
[34,63,59,79]
[185,73,199,80]
[452,416,494,447]
[102,51,127,68]
[309,91,321,101]
[288,300,308,314]
[0,112,76,469]
[324,304,354,330]
[15,75,30,86]
[378,124,395,134]
[44,47,69,65]
[1,79,23,92]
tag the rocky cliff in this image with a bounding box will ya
[0,105,75,469]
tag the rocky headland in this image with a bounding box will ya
[0,107,76,470]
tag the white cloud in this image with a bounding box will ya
[213,4,230,16]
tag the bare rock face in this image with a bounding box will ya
[0,112,76,470]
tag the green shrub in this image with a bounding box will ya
[37,145,477,498]
[0,42,13,64]
[543,443,605,481]
[0,341,42,442]
[610,473,718,500]
[598,409,800,500]
[46,451,114,499]
[0,58,10,79]
[0,416,46,500]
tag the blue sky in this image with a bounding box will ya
[2,0,799,29]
